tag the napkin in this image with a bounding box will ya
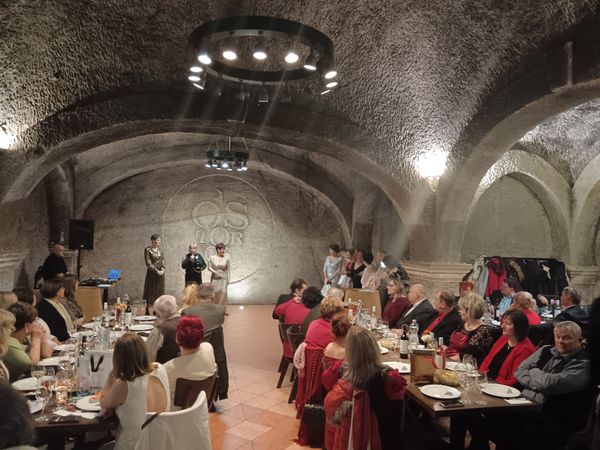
[53,409,99,420]
[505,398,532,405]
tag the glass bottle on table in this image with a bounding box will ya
[408,319,419,353]
[400,325,409,359]
[370,306,377,330]
[435,337,445,369]
[124,295,133,326]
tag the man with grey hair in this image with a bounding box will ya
[490,321,591,449]
[145,294,181,363]
[554,286,590,333]
[394,283,436,331]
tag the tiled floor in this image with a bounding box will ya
[212,305,303,450]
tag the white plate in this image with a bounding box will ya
[54,343,75,352]
[379,345,389,355]
[13,377,38,391]
[481,384,521,398]
[135,315,156,321]
[383,361,410,374]
[81,323,97,330]
[28,399,43,414]
[39,356,74,367]
[129,323,154,332]
[420,384,461,400]
[76,395,102,412]
[445,361,466,371]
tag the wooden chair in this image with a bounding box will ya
[174,374,218,411]
[277,323,303,389]
[286,326,306,403]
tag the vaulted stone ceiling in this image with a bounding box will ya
[1,0,599,189]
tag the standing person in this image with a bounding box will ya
[40,241,68,281]
[181,243,206,286]
[323,244,343,288]
[350,250,366,288]
[208,243,230,312]
[143,234,165,315]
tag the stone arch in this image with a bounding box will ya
[572,153,600,265]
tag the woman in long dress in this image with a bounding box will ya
[143,234,165,314]
[208,243,230,311]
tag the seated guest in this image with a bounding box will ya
[36,277,73,342]
[381,278,409,326]
[554,286,590,331]
[272,278,307,320]
[100,333,169,450]
[323,326,407,450]
[510,291,541,325]
[0,310,15,380]
[445,293,493,365]
[0,380,37,450]
[13,286,57,354]
[163,315,217,409]
[459,280,475,298]
[4,302,43,381]
[495,277,518,316]
[59,273,85,328]
[303,287,341,333]
[489,321,591,450]
[323,313,352,369]
[181,283,225,336]
[179,282,199,310]
[305,296,344,350]
[145,295,181,363]
[422,290,462,345]
[273,283,313,324]
[0,291,18,310]
[393,283,437,331]
[480,309,535,386]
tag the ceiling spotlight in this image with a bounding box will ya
[205,161,211,168]
[303,52,317,71]
[253,50,267,60]
[198,52,212,65]
[192,72,206,89]
[285,51,299,64]
[326,81,338,88]
[211,161,218,168]
[320,89,331,95]
[223,50,237,60]
[190,66,203,73]
[222,161,229,168]
[324,69,337,79]
[188,75,201,82]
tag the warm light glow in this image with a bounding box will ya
[253,50,267,60]
[0,128,14,150]
[223,50,237,60]
[324,70,337,79]
[285,52,299,63]
[190,66,203,73]
[193,82,205,90]
[326,81,338,88]
[188,75,201,82]
[320,89,331,95]
[416,148,448,178]
[304,63,317,71]
[198,53,212,65]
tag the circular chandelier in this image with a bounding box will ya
[187,16,339,96]
[205,137,249,171]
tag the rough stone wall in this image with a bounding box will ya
[0,185,49,289]
[462,176,552,263]
[80,164,346,303]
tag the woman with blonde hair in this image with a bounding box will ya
[179,282,200,310]
[445,292,493,365]
[0,309,16,380]
[181,282,225,336]
[100,332,169,450]
[0,291,18,310]
[305,296,344,350]
[323,326,407,450]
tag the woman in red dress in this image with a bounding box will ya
[381,279,409,327]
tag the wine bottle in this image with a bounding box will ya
[400,325,409,359]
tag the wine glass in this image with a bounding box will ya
[31,363,44,399]
[473,370,489,405]
[58,350,71,372]
[462,354,477,373]
[36,386,52,422]
[54,371,69,407]
[459,372,473,405]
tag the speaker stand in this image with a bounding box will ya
[76,249,82,280]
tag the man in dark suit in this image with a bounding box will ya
[422,290,462,344]
[394,283,437,331]
[554,287,590,334]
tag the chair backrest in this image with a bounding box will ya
[135,391,212,450]
[76,286,102,322]
[286,326,305,354]
[345,288,381,317]
[174,375,216,410]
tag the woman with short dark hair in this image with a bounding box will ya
[143,234,166,314]
[36,277,73,342]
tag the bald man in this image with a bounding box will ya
[393,283,436,331]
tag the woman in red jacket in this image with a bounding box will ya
[450,309,535,450]
[479,308,536,386]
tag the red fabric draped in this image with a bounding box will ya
[295,347,325,418]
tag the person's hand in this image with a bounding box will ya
[537,295,549,306]
[29,322,44,340]
[157,270,164,276]
[74,317,85,328]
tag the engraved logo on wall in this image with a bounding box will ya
[162,175,275,283]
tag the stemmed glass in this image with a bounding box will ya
[31,363,44,400]
[36,386,52,422]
